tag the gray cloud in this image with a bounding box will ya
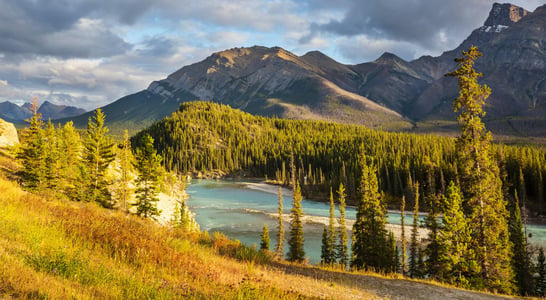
[312,0,494,58]
[0,0,543,110]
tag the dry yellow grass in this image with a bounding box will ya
[0,173,379,299]
[0,157,519,299]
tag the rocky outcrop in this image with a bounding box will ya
[484,3,529,26]
[0,118,19,148]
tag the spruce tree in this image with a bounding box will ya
[43,120,60,192]
[409,182,420,278]
[260,225,270,251]
[116,130,134,212]
[133,134,163,219]
[336,183,349,268]
[58,121,81,198]
[82,108,116,207]
[17,97,45,190]
[287,181,305,262]
[446,46,513,293]
[509,191,532,295]
[424,194,441,279]
[321,188,336,265]
[352,152,390,271]
[275,187,285,257]
[400,195,407,276]
[437,181,472,287]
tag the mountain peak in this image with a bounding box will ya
[374,52,406,64]
[484,3,529,27]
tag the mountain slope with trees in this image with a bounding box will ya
[66,3,546,137]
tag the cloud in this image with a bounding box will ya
[311,0,496,58]
[0,0,543,110]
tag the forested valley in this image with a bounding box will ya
[134,102,546,214]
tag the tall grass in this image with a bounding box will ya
[0,175,378,299]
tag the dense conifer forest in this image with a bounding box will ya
[133,101,546,213]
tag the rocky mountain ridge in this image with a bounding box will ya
[0,101,86,123]
[69,2,545,137]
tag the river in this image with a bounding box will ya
[186,179,546,264]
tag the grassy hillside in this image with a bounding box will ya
[0,149,518,299]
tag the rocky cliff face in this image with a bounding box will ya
[0,118,19,148]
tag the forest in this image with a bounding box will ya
[133,101,546,213]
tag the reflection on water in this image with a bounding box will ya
[187,179,546,264]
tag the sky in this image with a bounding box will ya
[0,0,543,110]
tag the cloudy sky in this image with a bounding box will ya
[0,0,542,110]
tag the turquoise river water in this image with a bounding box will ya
[186,179,546,264]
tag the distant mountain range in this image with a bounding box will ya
[0,101,86,123]
[63,3,546,136]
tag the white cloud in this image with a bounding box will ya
[0,80,7,86]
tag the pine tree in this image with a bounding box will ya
[43,120,60,192]
[446,46,513,293]
[287,181,305,262]
[275,187,285,257]
[409,182,420,278]
[510,191,532,295]
[400,195,407,276]
[437,181,472,287]
[133,134,163,219]
[321,188,336,265]
[17,97,45,190]
[116,130,134,212]
[424,193,442,279]
[82,108,116,207]
[352,152,390,271]
[336,183,349,268]
[260,225,270,251]
[58,121,82,198]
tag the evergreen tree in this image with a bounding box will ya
[171,199,199,232]
[260,225,270,251]
[336,183,349,268]
[43,120,60,192]
[17,97,45,190]
[133,134,163,219]
[287,181,305,262]
[409,182,420,278]
[352,152,390,271]
[424,193,442,279]
[82,108,116,207]
[115,130,134,212]
[437,182,472,287]
[400,195,407,276]
[58,121,82,198]
[446,46,513,292]
[536,248,546,296]
[321,188,337,265]
[509,191,532,295]
[275,187,285,257]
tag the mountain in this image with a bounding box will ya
[410,3,545,136]
[70,2,545,137]
[0,101,86,123]
[0,101,32,122]
[145,46,409,129]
